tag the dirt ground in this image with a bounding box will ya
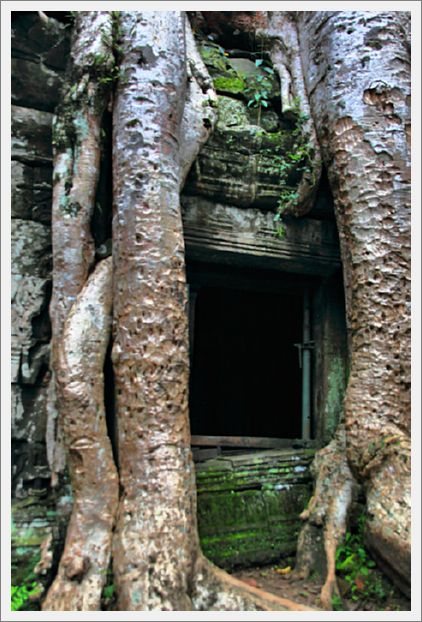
[232,562,411,612]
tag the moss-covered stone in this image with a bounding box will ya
[198,41,232,74]
[195,449,314,568]
[213,75,247,95]
[184,115,297,210]
[11,497,58,586]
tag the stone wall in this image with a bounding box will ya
[11,13,70,498]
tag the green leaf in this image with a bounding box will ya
[263,66,275,74]
[255,59,264,66]
[103,584,115,599]
[261,100,269,107]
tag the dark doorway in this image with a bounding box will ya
[189,284,303,439]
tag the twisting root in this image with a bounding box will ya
[42,258,119,611]
[296,425,355,609]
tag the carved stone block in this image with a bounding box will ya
[12,58,64,113]
[11,220,52,277]
[11,106,53,165]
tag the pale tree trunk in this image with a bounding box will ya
[110,11,198,610]
[296,10,411,596]
[265,12,322,215]
[42,11,119,611]
[43,258,117,610]
[110,11,310,611]
[46,11,115,485]
[294,424,355,609]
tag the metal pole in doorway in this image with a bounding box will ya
[302,289,312,440]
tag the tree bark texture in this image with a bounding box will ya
[295,425,355,609]
[43,258,118,610]
[111,12,198,609]
[46,11,115,484]
[110,11,314,611]
[296,11,411,593]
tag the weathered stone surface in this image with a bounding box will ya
[11,161,53,223]
[11,12,70,70]
[313,273,348,444]
[12,57,64,112]
[11,220,52,277]
[32,167,53,224]
[12,442,51,500]
[12,383,49,442]
[11,160,33,219]
[196,41,279,99]
[181,196,341,275]
[184,94,300,209]
[195,449,314,568]
[12,495,58,587]
[190,11,269,36]
[12,274,51,389]
[12,106,53,165]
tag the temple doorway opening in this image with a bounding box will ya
[187,261,315,448]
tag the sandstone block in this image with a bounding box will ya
[12,105,53,165]
[11,219,52,277]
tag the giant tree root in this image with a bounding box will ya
[296,10,411,596]
[46,11,115,485]
[42,258,119,611]
[295,425,355,610]
[362,433,411,596]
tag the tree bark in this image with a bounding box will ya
[264,12,322,215]
[295,425,355,609]
[43,258,118,610]
[43,11,119,610]
[110,11,198,610]
[46,11,115,485]
[296,10,411,594]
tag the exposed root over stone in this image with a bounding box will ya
[46,11,115,485]
[295,425,355,609]
[261,12,322,216]
[42,258,118,611]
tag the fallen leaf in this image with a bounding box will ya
[275,566,292,575]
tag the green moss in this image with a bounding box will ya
[198,42,231,74]
[213,76,247,95]
[195,452,314,567]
